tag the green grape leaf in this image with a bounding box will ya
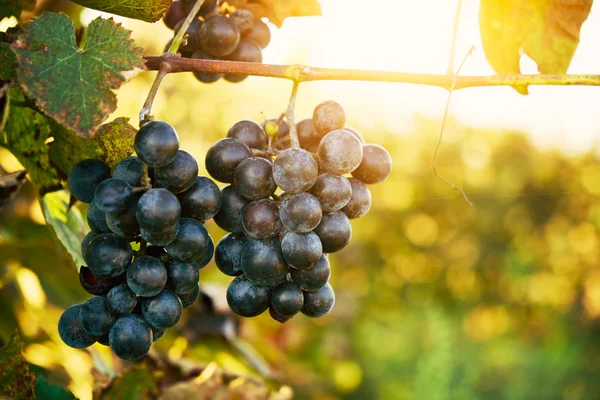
[227,0,321,27]
[1,87,137,195]
[99,366,161,400]
[0,331,36,400]
[0,42,17,81]
[12,12,144,138]
[0,0,35,20]
[479,0,593,94]
[70,0,172,23]
[41,190,87,268]
[34,375,76,400]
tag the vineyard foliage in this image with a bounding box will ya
[0,0,598,399]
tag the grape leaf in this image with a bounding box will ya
[479,0,593,94]
[0,43,17,81]
[34,375,76,400]
[41,190,87,269]
[70,0,172,22]
[99,366,161,400]
[0,0,35,20]
[1,88,137,195]
[12,12,144,138]
[227,0,321,27]
[0,331,36,400]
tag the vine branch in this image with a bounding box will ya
[143,57,600,90]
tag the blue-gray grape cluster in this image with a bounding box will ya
[59,121,218,360]
[212,101,392,323]
[163,0,270,84]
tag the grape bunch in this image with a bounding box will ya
[210,101,392,323]
[163,0,270,84]
[58,121,221,360]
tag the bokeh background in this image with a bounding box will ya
[2,0,600,399]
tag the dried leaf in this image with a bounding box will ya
[479,0,593,94]
[227,0,321,27]
[12,12,144,137]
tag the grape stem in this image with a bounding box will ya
[284,81,300,148]
[139,0,206,125]
[143,57,600,89]
[133,185,152,194]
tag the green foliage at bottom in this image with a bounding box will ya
[0,332,35,400]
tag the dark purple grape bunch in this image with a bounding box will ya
[208,101,392,322]
[163,0,270,84]
[59,120,221,360]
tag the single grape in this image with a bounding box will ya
[341,178,372,219]
[151,326,166,342]
[301,282,335,318]
[234,157,276,200]
[243,19,270,48]
[81,231,98,261]
[68,159,111,203]
[227,120,267,150]
[205,138,252,183]
[318,130,363,175]
[230,9,254,34]
[215,233,246,276]
[80,296,116,336]
[199,15,240,57]
[314,211,352,253]
[109,314,152,360]
[166,260,199,294]
[296,118,321,153]
[290,255,330,291]
[142,289,183,329]
[134,120,180,168]
[182,0,217,17]
[213,185,249,233]
[269,306,291,323]
[194,236,215,269]
[107,284,137,315]
[165,218,212,262]
[242,198,281,239]
[272,148,318,194]
[279,193,322,233]
[178,176,222,222]
[178,283,200,308]
[271,281,304,317]
[226,275,270,317]
[344,126,365,144]
[176,19,204,52]
[313,101,345,137]
[79,266,124,296]
[224,39,262,83]
[136,188,181,232]
[281,231,322,270]
[58,304,98,348]
[241,238,288,286]
[87,201,110,234]
[191,49,223,83]
[351,144,393,184]
[309,173,352,212]
[127,256,167,297]
[141,225,179,247]
[106,196,140,238]
[85,233,133,278]
[155,150,199,194]
[112,156,144,187]
[163,0,186,30]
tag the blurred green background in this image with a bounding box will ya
[3,1,600,399]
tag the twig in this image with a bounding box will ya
[139,0,206,124]
[284,81,300,148]
[433,46,476,207]
[143,57,600,90]
[447,0,464,75]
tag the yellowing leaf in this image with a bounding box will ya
[227,0,321,27]
[71,0,172,23]
[479,0,593,94]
